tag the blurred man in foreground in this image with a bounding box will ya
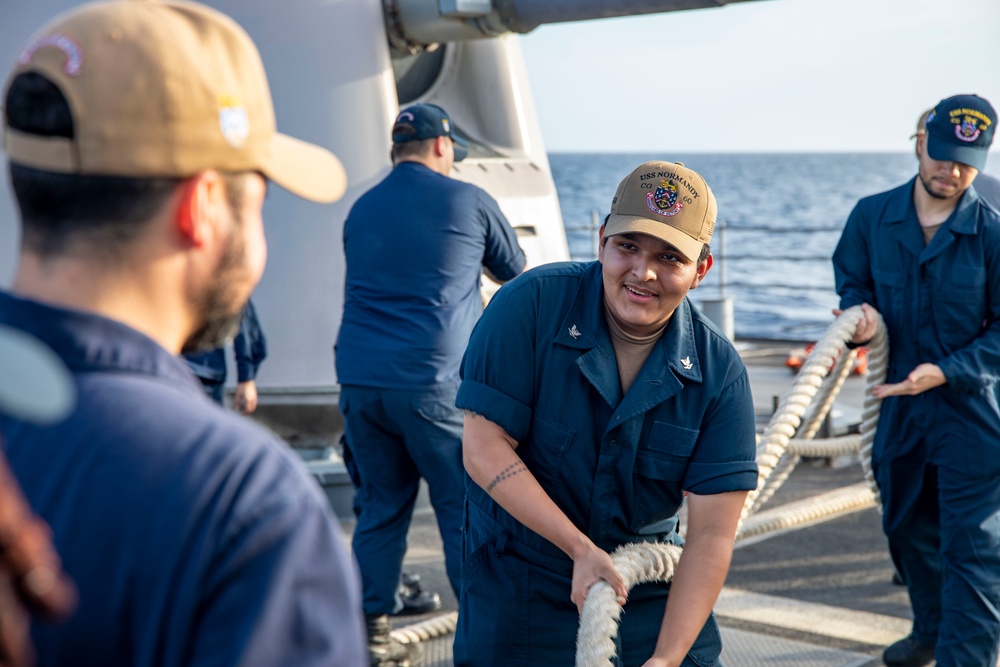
[0,1,366,664]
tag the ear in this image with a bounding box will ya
[435,135,450,158]
[690,253,713,289]
[175,171,223,247]
[598,224,607,262]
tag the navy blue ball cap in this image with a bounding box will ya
[925,94,997,171]
[391,103,468,161]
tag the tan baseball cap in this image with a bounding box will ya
[2,0,346,203]
[605,161,717,262]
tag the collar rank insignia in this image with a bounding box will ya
[568,324,581,339]
[681,356,693,370]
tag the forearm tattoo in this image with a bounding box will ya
[486,460,528,494]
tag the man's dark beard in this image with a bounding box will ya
[180,226,248,354]
[182,306,242,354]
[919,173,953,200]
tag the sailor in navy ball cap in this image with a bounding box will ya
[337,100,523,664]
[835,93,1000,667]
[924,94,997,172]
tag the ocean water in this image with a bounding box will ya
[551,153,1000,341]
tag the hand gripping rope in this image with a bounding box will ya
[575,543,683,667]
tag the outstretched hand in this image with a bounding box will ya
[571,543,628,614]
[872,363,946,398]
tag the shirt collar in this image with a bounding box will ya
[882,177,917,224]
[555,261,702,384]
[950,184,983,235]
[556,261,605,350]
[660,298,703,384]
[0,291,201,390]
[885,176,983,235]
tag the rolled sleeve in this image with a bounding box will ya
[685,461,759,495]
[458,280,537,440]
[456,380,533,442]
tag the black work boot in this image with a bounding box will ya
[366,613,421,667]
[883,634,935,667]
[394,572,441,616]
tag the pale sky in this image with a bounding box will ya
[519,0,1000,153]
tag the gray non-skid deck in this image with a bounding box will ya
[400,628,875,667]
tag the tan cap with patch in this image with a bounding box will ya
[605,161,717,262]
[2,0,346,203]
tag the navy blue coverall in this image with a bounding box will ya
[183,299,267,404]
[455,261,758,667]
[0,291,366,667]
[335,161,525,615]
[833,179,1000,665]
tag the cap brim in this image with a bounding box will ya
[0,324,74,424]
[604,214,704,263]
[263,133,347,203]
[927,135,988,171]
[453,136,468,162]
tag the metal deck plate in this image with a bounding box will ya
[721,628,875,667]
[404,626,877,667]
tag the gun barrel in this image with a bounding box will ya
[499,0,754,33]
[387,0,762,54]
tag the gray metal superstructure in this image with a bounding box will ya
[0,0,762,441]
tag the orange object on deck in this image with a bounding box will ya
[786,343,868,375]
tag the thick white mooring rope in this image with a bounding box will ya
[749,345,858,514]
[736,482,877,542]
[390,611,458,644]
[857,315,888,508]
[741,306,870,525]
